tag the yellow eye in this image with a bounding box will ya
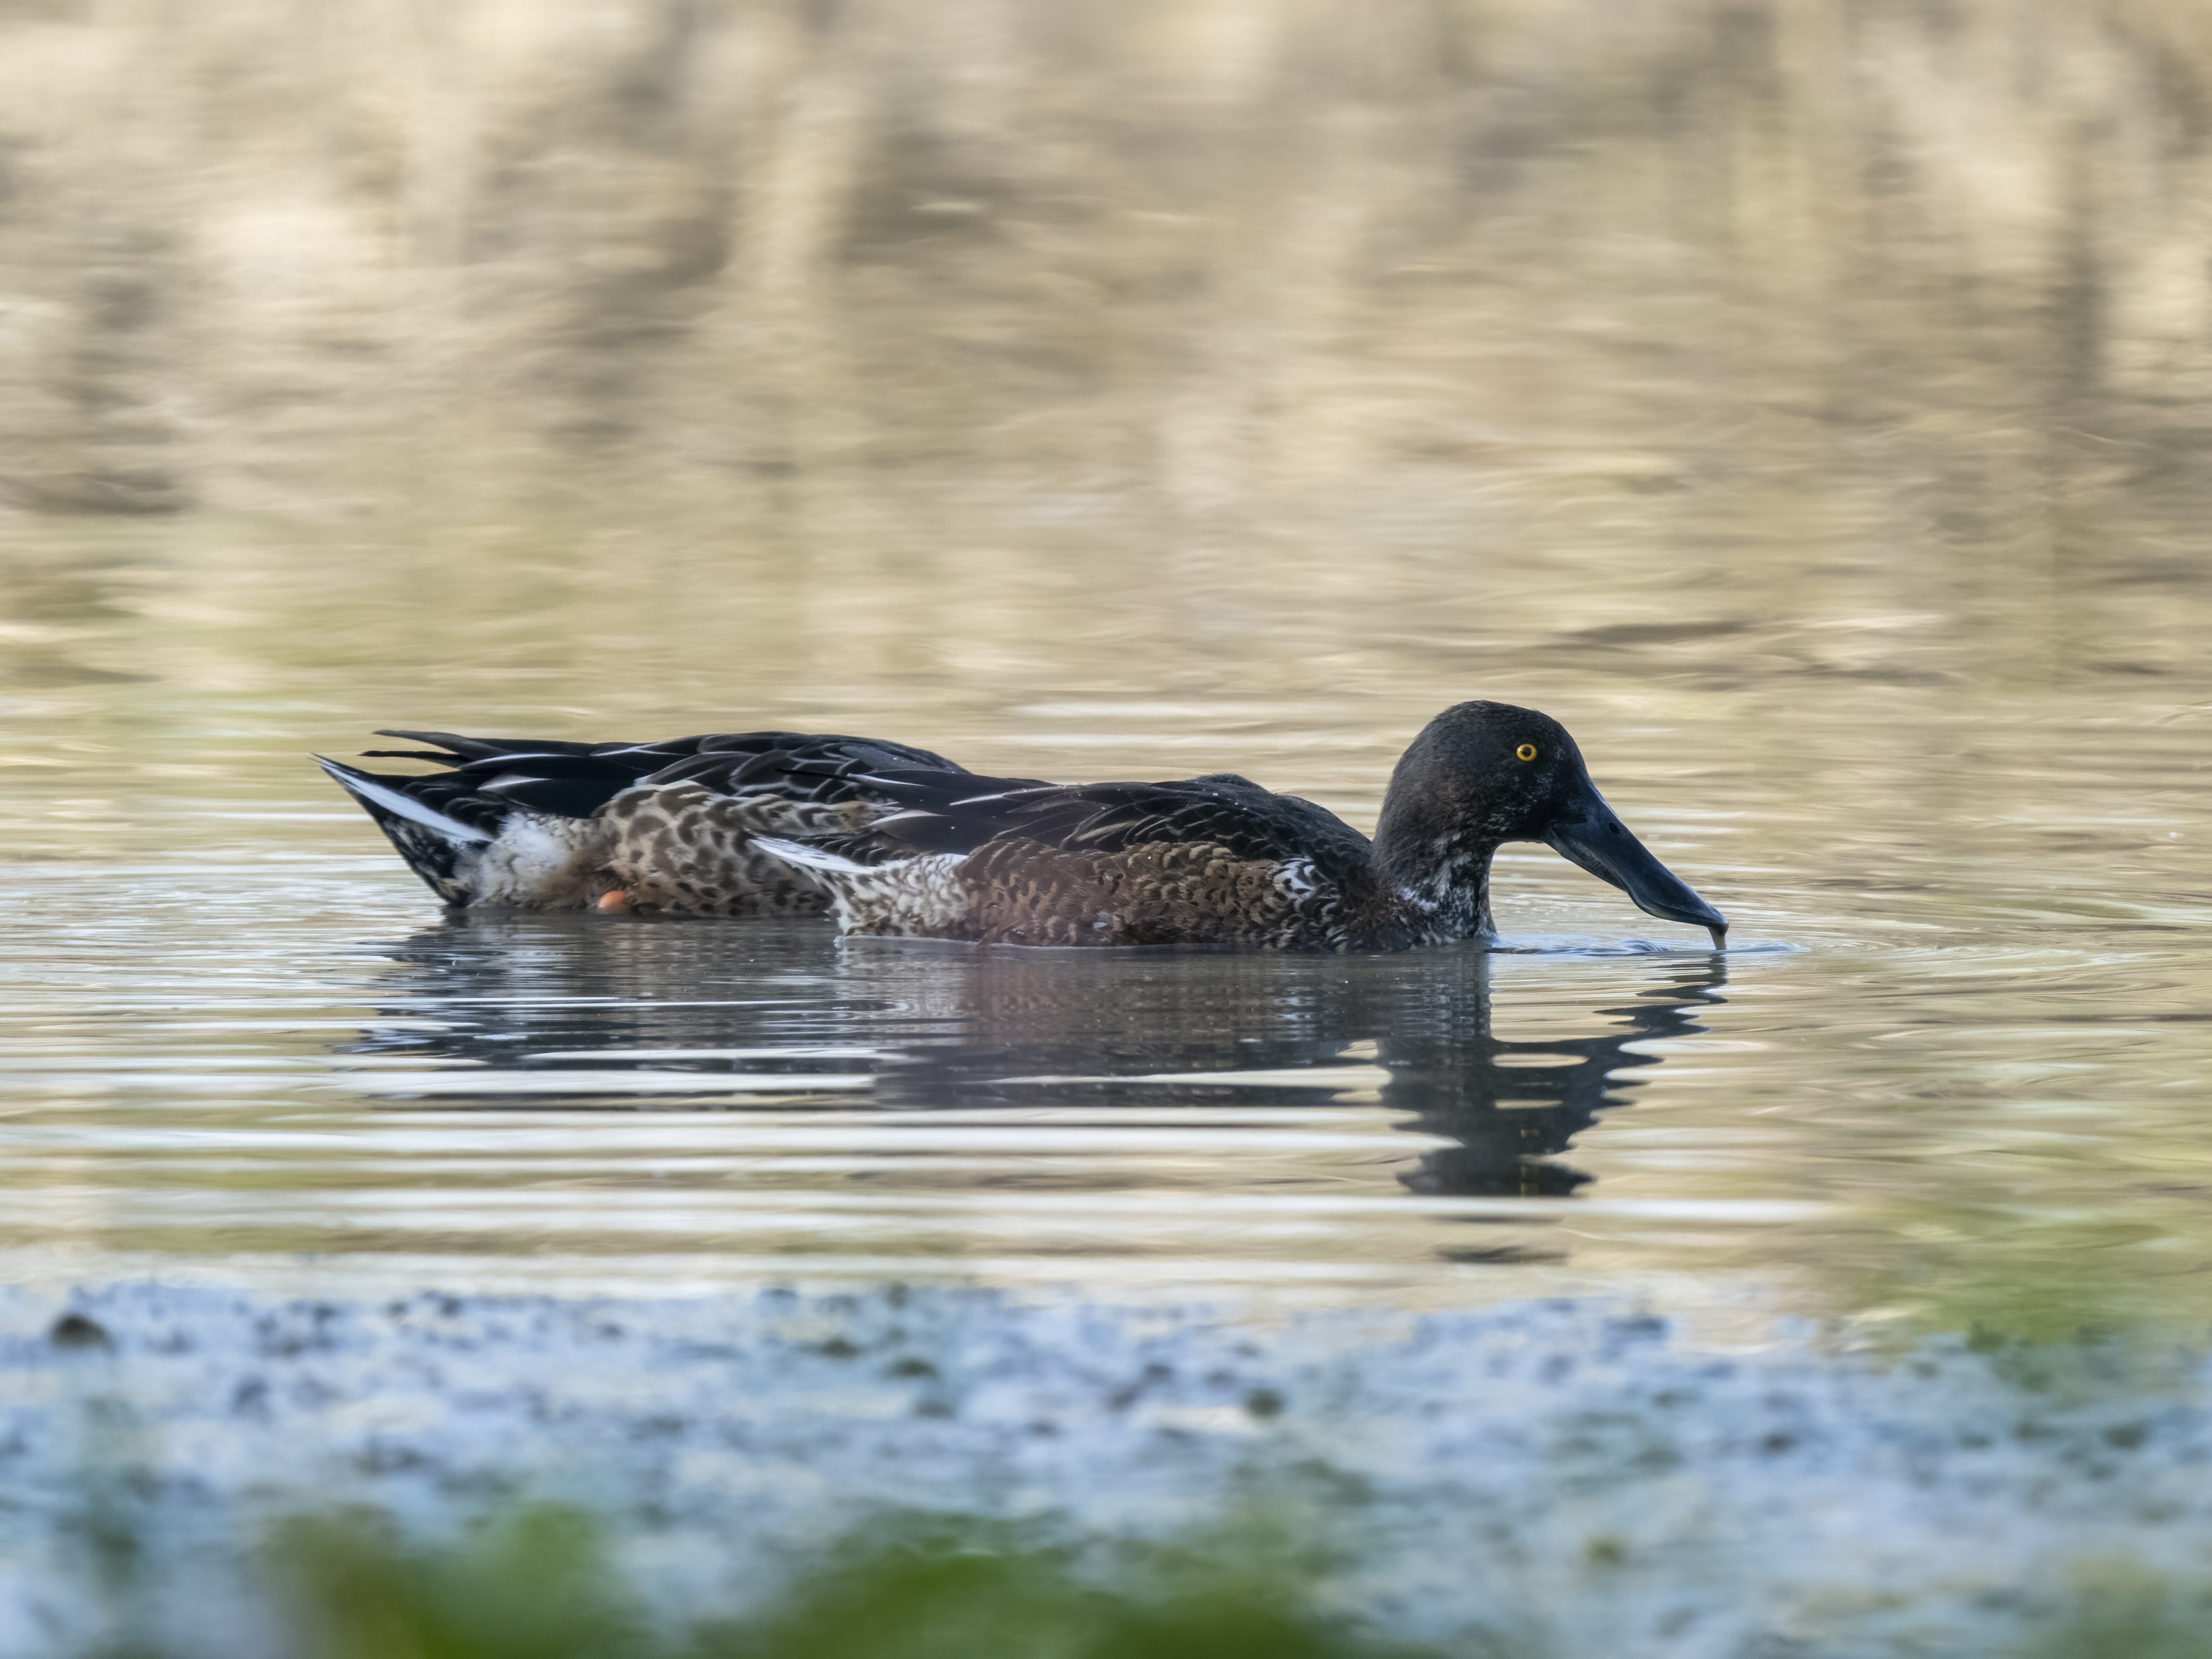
[1515,743,1538,762]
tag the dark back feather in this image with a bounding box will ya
[798,768,1379,892]
[342,730,972,829]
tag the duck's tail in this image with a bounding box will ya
[316,756,502,905]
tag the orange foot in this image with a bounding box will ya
[593,889,635,915]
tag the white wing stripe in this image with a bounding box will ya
[317,759,490,846]
[751,836,885,876]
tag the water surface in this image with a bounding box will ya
[4,667,2206,1343]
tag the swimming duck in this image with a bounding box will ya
[319,704,1725,950]
[317,729,970,914]
[754,702,1727,951]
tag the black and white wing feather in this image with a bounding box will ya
[780,768,1377,890]
[319,729,973,907]
[333,729,970,832]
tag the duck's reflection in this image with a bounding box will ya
[1383,965,1725,1199]
[342,914,1725,1217]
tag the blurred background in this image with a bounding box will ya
[3,0,2209,721]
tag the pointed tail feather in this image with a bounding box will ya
[369,729,608,762]
[317,756,492,903]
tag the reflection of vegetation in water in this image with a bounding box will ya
[1839,1197,2212,1367]
[4,0,2211,552]
[109,1506,1472,1659]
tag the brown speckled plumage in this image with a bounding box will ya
[779,834,1430,952]
[598,787,881,915]
[950,840,1337,948]
[318,729,974,914]
[795,839,1345,947]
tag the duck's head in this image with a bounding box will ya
[1376,701,1728,948]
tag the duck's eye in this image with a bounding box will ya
[1515,743,1538,762]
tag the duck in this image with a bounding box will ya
[320,703,1726,951]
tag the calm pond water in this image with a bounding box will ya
[3,0,2211,1347]
[4,602,2206,1341]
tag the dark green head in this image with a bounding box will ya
[1375,701,1727,947]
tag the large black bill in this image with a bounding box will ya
[1542,785,1728,949]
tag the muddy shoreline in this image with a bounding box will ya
[2,1282,2197,1657]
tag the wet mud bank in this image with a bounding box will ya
[2,1282,2205,1657]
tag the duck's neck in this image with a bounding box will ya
[1372,796,1498,939]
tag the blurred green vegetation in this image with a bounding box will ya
[80,1495,2212,1659]
[2020,1565,2212,1659]
[99,1506,1470,1659]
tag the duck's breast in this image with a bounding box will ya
[941,838,1338,948]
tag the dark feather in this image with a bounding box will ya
[371,730,611,762]
[338,730,974,829]
[690,731,963,770]
[632,743,972,804]
[481,777,641,816]
[792,768,1379,890]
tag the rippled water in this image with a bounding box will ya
[4,0,2212,1348]
[5,650,2206,1341]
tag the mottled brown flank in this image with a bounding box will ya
[597,786,879,915]
[938,839,1339,948]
